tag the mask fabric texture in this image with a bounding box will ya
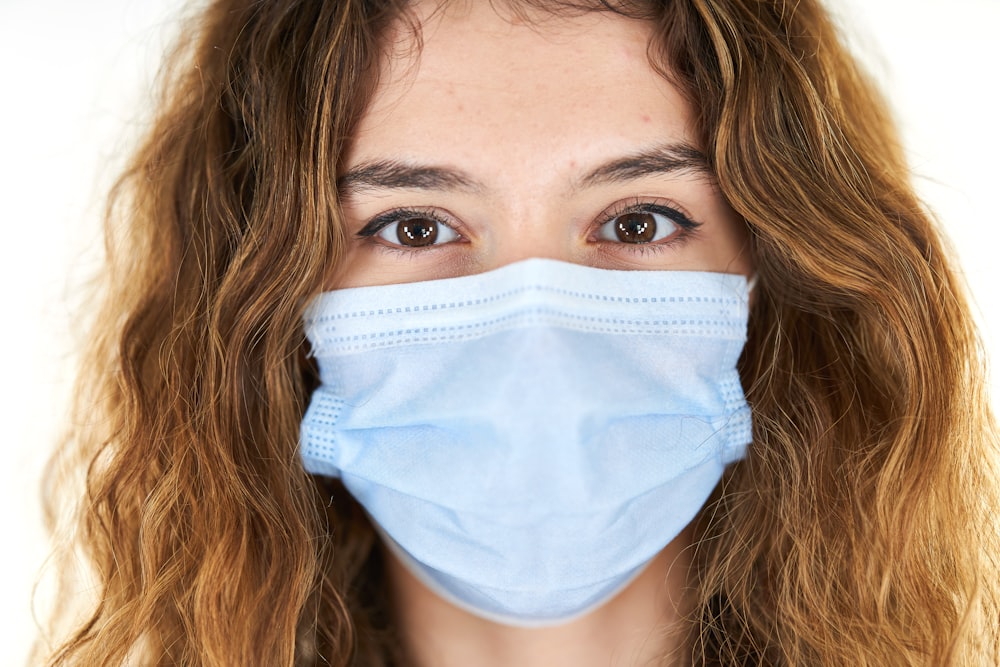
[300,258,753,627]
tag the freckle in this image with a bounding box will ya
[641,114,652,123]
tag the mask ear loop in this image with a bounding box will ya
[746,273,759,294]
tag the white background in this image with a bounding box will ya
[1,1,997,664]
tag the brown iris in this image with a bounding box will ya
[613,212,658,243]
[397,218,439,247]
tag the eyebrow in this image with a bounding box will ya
[337,161,483,196]
[336,142,713,196]
[576,142,713,188]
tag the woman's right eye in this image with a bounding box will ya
[359,211,462,249]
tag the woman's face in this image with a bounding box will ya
[334,1,752,288]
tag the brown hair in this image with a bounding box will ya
[40,0,1000,665]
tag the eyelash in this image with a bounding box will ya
[358,207,453,236]
[356,207,462,255]
[355,199,703,254]
[593,198,702,254]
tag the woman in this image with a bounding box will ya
[41,0,1000,665]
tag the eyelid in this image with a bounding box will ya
[356,207,466,241]
[593,197,703,232]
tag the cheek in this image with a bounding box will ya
[672,189,752,274]
[712,205,752,273]
[329,246,402,289]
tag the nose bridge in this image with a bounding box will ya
[483,204,581,271]
[491,242,568,269]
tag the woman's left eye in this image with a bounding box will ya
[596,208,682,244]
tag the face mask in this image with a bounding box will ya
[300,258,753,627]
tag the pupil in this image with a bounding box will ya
[615,213,656,243]
[397,219,439,247]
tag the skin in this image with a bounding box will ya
[335,3,753,665]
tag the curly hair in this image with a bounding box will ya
[40,0,1000,665]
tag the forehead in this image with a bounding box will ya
[344,2,696,172]
[386,2,656,82]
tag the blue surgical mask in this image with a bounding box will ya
[300,258,752,627]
